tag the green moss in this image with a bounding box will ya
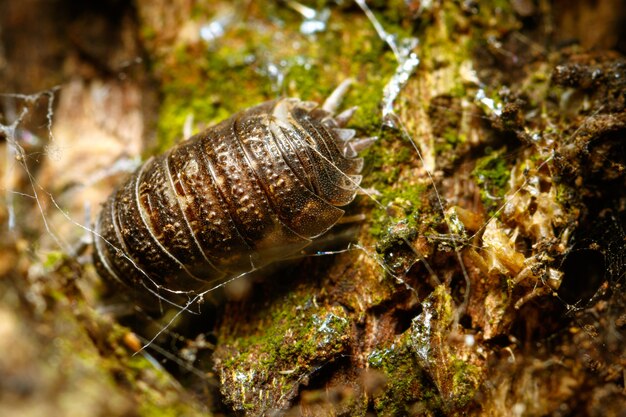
[365,133,412,184]
[361,0,516,240]
[449,358,482,408]
[217,286,350,380]
[472,147,511,215]
[42,250,65,270]
[153,40,270,154]
[223,297,349,369]
[140,25,157,43]
[443,127,465,148]
[367,338,433,416]
[138,401,206,417]
[364,286,481,416]
[369,182,427,237]
[20,276,209,417]
[148,5,398,159]
[282,59,325,100]
[362,121,438,241]
[214,286,352,413]
[366,0,415,29]
[407,286,485,412]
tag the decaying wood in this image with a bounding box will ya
[1,1,624,416]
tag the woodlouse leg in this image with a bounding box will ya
[322,78,354,113]
[320,81,379,159]
[334,106,357,127]
[349,136,378,152]
[340,135,378,158]
[333,128,356,141]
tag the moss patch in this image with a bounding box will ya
[472,147,511,216]
[214,286,351,414]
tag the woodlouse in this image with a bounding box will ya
[93,83,374,297]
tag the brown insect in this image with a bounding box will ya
[93,82,374,298]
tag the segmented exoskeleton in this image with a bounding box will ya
[93,84,373,296]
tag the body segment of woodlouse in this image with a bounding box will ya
[93,96,369,295]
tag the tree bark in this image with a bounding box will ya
[1,1,624,416]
